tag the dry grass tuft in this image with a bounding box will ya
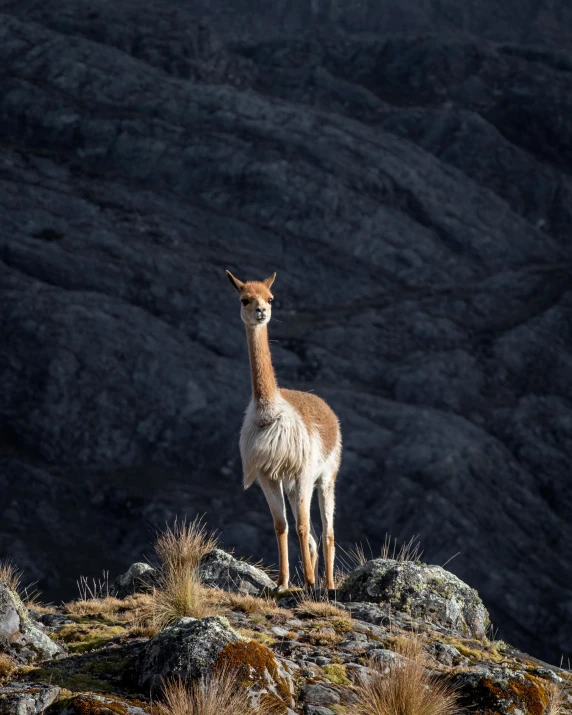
[343,535,423,571]
[151,568,211,627]
[296,597,349,620]
[144,518,218,629]
[0,654,16,685]
[545,680,567,715]
[307,629,343,647]
[0,559,42,605]
[294,589,353,634]
[0,560,22,592]
[155,517,218,575]
[156,670,279,715]
[350,634,460,715]
[65,596,125,617]
[128,621,160,638]
[221,591,282,616]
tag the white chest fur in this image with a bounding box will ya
[240,395,318,489]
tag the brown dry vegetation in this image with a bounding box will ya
[545,680,567,715]
[0,654,16,685]
[65,596,126,617]
[156,669,280,715]
[219,591,283,617]
[151,568,211,627]
[145,518,218,628]
[295,597,349,621]
[154,517,218,575]
[0,560,22,592]
[350,634,460,715]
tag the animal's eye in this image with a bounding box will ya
[268,298,274,304]
[241,299,249,306]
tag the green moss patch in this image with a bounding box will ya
[23,645,139,698]
[322,664,351,687]
[56,624,126,653]
[238,628,277,646]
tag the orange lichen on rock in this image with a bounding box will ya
[213,640,279,687]
[457,671,553,715]
[213,640,291,705]
[63,694,149,715]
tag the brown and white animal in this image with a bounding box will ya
[226,270,341,589]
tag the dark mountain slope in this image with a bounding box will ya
[0,3,570,664]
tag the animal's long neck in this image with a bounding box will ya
[246,325,278,406]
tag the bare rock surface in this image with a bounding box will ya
[112,563,157,599]
[137,613,294,706]
[338,558,489,639]
[0,0,570,667]
[0,583,62,663]
[199,549,276,595]
[0,683,60,715]
[137,615,240,692]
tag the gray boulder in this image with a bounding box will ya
[0,583,62,663]
[112,563,157,599]
[338,559,489,639]
[137,615,241,692]
[0,683,60,715]
[199,549,276,595]
[137,614,294,706]
[300,683,340,706]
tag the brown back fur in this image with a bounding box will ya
[280,388,340,458]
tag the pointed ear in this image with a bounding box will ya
[264,272,277,289]
[226,269,245,293]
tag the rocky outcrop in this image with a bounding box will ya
[0,583,62,663]
[199,549,276,595]
[137,616,240,692]
[112,563,157,599]
[137,614,293,706]
[0,574,570,714]
[0,0,570,667]
[0,683,60,715]
[338,559,489,639]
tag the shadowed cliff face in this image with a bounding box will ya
[0,0,571,665]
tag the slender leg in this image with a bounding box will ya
[294,478,316,588]
[286,486,319,582]
[318,474,337,590]
[258,476,289,589]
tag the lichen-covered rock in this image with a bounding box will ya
[214,639,294,708]
[0,583,62,663]
[61,694,148,715]
[137,615,241,692]
[137,614,294,708]
[199,549,276,595]
[0,682,60,715]
[112,563,157,599]
[338,559,489,639]
[427,641,467,667]
[452,666,563,715]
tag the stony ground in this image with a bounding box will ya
[1,550,571,714]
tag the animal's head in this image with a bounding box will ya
[226,270,276,327]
